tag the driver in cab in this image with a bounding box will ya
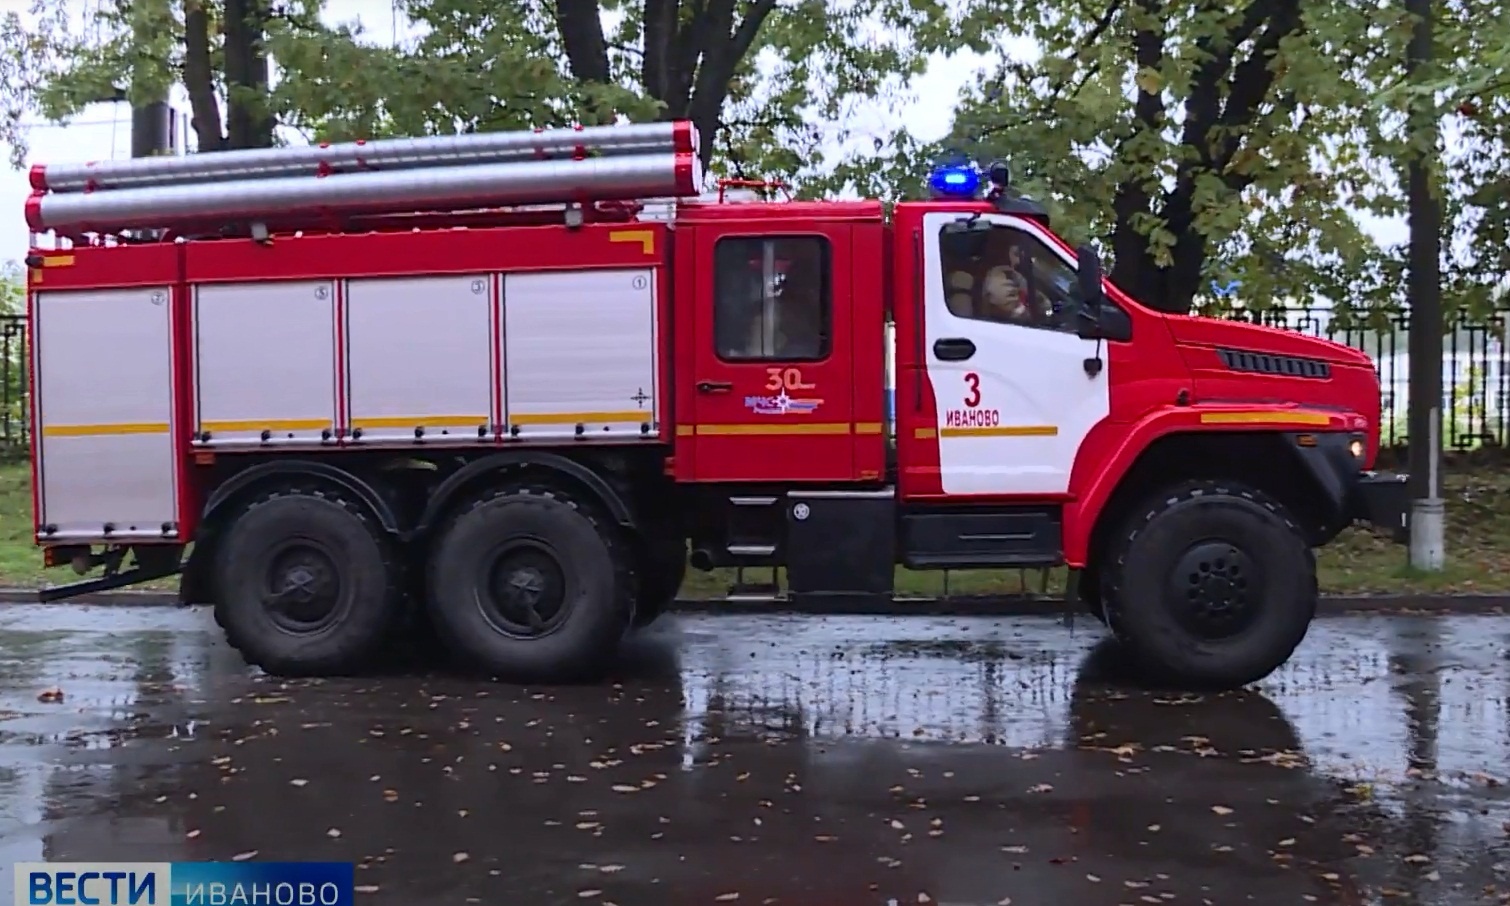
[945,233,1046,326]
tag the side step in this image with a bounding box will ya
[900,506,1063,569]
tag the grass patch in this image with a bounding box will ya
[0,459,1506,596]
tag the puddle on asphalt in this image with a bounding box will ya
[0,606,1506,904]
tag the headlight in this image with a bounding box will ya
[1349,438,1365,459]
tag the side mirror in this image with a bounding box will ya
[941,217,992,260]
[1076,243,1105,311]
[1074,243,1131,342]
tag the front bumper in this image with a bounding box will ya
[1288,433,1410,544]
[1351,471,1410,543]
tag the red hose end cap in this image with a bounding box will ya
[673,152,700,195]
[671,121,695,154]
[24,194,44,231]
[28,164,46,192]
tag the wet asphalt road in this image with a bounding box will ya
[1,609,1510,905]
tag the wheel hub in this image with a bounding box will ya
[483,545,569,638]
[1171,541,1258,639]
[263,544,342,630]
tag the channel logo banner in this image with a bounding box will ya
[15,862,355,906]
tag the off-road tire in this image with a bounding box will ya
[213,487,405,677]
[425,485,634,682]
[633,538,687,629]
[1100,480,1316,690]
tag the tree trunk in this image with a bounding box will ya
[222,0,273,149]
[182,0,226,152]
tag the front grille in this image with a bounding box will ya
[1216,348,1331,379]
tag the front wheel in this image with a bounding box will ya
[1099,480,1317,690]
[426,485,634,682]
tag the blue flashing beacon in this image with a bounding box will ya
[927,164,981,199]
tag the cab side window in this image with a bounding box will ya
[714,236,831,362]
[938,224,1083,334]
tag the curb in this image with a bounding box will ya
[0,588,1506,616]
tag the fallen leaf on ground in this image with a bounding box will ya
[327,828,341,838]
[36,688,63,703]
[453,852,470,863]
[289,779,308,787]
[1211,805,1234,816]
[232,851,257,862]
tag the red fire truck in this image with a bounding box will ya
[22,119,1407,689]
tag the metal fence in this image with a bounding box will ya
[0,308,1506,453]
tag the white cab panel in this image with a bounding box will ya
[34,286,178,541]
[503,268,658,440]
[919,212,1111,495]
[194,280,337,446]
[346,274,494,443]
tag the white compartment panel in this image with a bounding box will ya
[195,280,336,445]
[34,287,177,539]
[503,268,657,440]
[346,274,493,442]
[40,433,177,539]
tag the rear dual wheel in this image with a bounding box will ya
[212,487,405,677]
[1097,480,1317,690]
[425,485,635,682]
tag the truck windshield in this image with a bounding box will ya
[939,223,1082,332]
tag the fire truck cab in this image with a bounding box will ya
[23,121,1409,690]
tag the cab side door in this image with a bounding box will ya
[911,211,1112,497]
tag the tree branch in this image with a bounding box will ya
[972,0,1128,142]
